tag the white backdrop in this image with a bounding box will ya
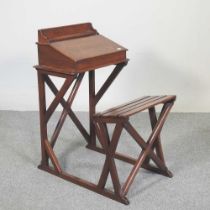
[0,0,210,112]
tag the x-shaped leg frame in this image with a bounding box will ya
[93,101,174,204]
[37,70,88,171]
[35,61,128,204]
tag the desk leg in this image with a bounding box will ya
[89,70,96,147]
[37,72,48,167]
[87,62,128,149]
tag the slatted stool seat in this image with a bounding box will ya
[92,95,176,204]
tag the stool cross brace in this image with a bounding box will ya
[93,99,175,203]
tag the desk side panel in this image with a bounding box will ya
[38,44,76,73]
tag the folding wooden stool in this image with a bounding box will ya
[93,95,176,204]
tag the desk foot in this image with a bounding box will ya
[86,144,98,150]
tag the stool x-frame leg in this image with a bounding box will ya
[93,101,174,203]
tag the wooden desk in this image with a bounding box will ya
[37,23,127,73]
[35,23,129,204]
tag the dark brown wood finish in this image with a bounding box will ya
[44,75,90,143]
[35,23,175,205]
[93,96,176,202]
[37,23,127,74]
[35,23,130,205]
[36,62,128,204]
[89,70,96,146]
[87,61,128,147]
[38,22,98,43]
[37,72,48,167]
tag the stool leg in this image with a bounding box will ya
[95,120,129,204]
[144,107,166,166]
[37,72,48,167]
[149,107,165,163]
[121,102,174,196]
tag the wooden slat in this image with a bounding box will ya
[99,96,149,116]
[97,95,175,118]
[121,96,175,117]
[103,96,162,116]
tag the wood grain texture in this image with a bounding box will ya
[96,95,176,118]
[38,22,98,43]
[51,35,126,62]
[93,95,176,199]
[35,23,135,205]
[36,23,127,73]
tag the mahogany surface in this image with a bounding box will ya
[93,96,176,199]
[35,22,175,205]
[51,35,126,62]
[37,23,127,73]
